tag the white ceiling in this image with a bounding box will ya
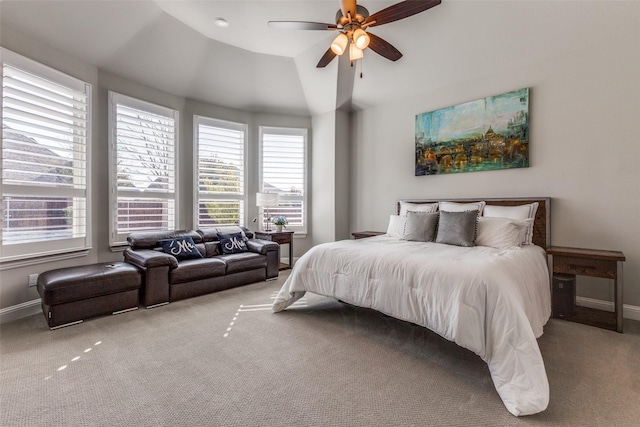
[155,0,354,58]
[0,1,612,116]
[1,0,446,115]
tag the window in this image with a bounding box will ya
[194,116,247,227]
[109,92,178,245]
[259,126,307,234]
[1,49,91,261]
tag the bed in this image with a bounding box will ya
[272,198,552,416]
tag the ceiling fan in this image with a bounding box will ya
[268,0,441,68]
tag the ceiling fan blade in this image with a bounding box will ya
[316,48,338,68]
[367,33,403,61]
[364,0,441,28]
[268,21,338,31]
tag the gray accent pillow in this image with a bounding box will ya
[435,210,479,247]
[402,211,439,242]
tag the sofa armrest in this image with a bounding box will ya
[246,239,279,255]
[123,248,175,307]
[247,239,280,280]
[124,248,178,270]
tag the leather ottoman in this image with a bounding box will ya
[37,262,142,329]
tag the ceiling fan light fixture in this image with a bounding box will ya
[330,33,349,55]
[353,28,370,49]
[349,43,364,61]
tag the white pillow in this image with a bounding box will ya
[386,215,406,238]
[482,203,538,220]
[399,202,438,216]
[476,217,528,249]
[482,202,539,245]
[439,201,486,215]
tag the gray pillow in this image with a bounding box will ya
[435,210,478,247]
[402,211,439,242]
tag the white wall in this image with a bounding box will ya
[311,111,336,245]
[350,2,640,310]
[334,108,351,241]
[311,108,352,246]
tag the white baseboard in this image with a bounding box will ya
[0,298,41,324]
[576,296,640,322]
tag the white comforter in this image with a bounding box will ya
[272,235,551,416]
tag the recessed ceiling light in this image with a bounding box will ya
[214,17,229,28]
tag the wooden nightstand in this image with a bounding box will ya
[351,231,386,239]
[547,246,625,333]
[254,230,294,270]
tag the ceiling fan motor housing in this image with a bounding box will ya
[335,5,369,27]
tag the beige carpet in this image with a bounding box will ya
[1,271,639,426]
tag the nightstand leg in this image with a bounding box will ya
[288,239,293,269]
[616,261,624,333]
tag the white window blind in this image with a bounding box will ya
[259,126,307,233]
[109,92,178,244]
[195,116,246,227]
[1,49,91,260]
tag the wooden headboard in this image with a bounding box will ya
[396,197,551,249]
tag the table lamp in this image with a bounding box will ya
[256,192,279,231]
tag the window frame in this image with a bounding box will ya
[108,91,179,246]
[258,126,308,236]
[193,115,248,228]
[1,48,92,262]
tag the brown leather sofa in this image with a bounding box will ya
[123,227,279,307]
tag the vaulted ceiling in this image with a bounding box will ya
[0,1,447,115]
[1,1,613,116]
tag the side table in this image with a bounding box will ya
[547,246,625,333]
[352,231,385,239]
[254,230,294,270]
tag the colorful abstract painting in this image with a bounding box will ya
[415,88,529,176]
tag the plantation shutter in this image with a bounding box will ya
[260,127,307,233]
[195,116,246,227]
[1,50,90,259]
[110,92,177,244]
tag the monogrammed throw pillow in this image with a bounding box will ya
[217,232,248,254]
[159,237,203,261]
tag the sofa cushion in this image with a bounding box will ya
[128,230,202,249]
[169,258,227,284]
[219,252,267,274]
[194,242,221,258]
[199,226,249,242]
[159,237,203,261]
